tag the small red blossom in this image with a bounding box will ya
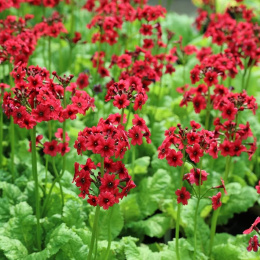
[211,192,222,210]
[166,149,183,167]
[255,181,260,194]
[186,143,204,163]
[98,191,115,210]
[247,236,259,252]
[43,140,59,157]
[243,217,260,235]
[175,187,191,205]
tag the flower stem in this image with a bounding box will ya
[175,151,186,260]
[87,156,104,260]
[104,206,114,260]
[131,145,135,181]
[209,155,231,257]
[205,86,211,130]
[244,65,252,92]
[0,98,3,169]
[8,63,15,181]
[52,156,64,212]
[87,206,101,260]
[31,126,41,250]
[120,108,125,125]
[193,167,202,260]
[48,36,51,72]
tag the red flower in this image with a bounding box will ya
[128,126,143,146]
[243,217,260,234]
[190,66,200,84]
[100,174,119,193]
[55,128,70,141]
[247,236,259,252]
[175,187,191,205]
[117,54,132,69]
[98,191,115,210]
[166,149,183,167]
[185,168,208,186]
[113,94,130,109]
[140,24,153,36]
[204,71,218,86]
[221,103,237,121]
[43,140,60,157]
[96,137,115,158]
[58,142,70,156]
[192,95,207,113]
[213,177,227,195]
[211,192,222,210]
[186,143,204,163]
[255,181,260,194]
[187,132,199,145]
[232,139,247,156]
[87,195,98,206]
[76,73,89,89]
[219,140,234,157]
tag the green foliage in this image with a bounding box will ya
[126,156,150,175]
[3,202,36,251]
[0,236,28,260]
[219,183,258,225]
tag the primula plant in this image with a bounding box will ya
[0,0,259,259]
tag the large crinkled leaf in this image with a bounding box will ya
[0,236,28,260]
[62,199,86,228]
[126,213,171,239]
[0,181,25,204]
[45,223,87,259]
[137,169,172,217]
[126,156,150,175]
[119,194,142,223]
[89,204,124,241]
[212,233,259,260]
[218,183,258,225]
[3,202,36,250]
[0,198,11,225]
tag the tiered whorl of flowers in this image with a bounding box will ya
[73,114,138,209]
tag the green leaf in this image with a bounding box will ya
[89,204,124,241]
[219,183,258,225]
[122,237,140,260]
[128,213,171,239]
[62,199,86,228]
[0,198,11,225]
[0,236,28,260]
[168,238,194,260]
[119,194,142,223]
[3,202,36,251]
[0,181,25,204]
[137,169,172,217]
[126,156,150,175]
[45,223,87,259]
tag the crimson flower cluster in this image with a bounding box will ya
[73,157,136,210]
[85,0,166,45]
[158,122,219,165]
[3,65,94,129]
[0,15,38,65]
[74,114,130,158]
[105,77,148,111]
[73,114,138,209]
[43,128,70,157]
[33,11,67,38]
